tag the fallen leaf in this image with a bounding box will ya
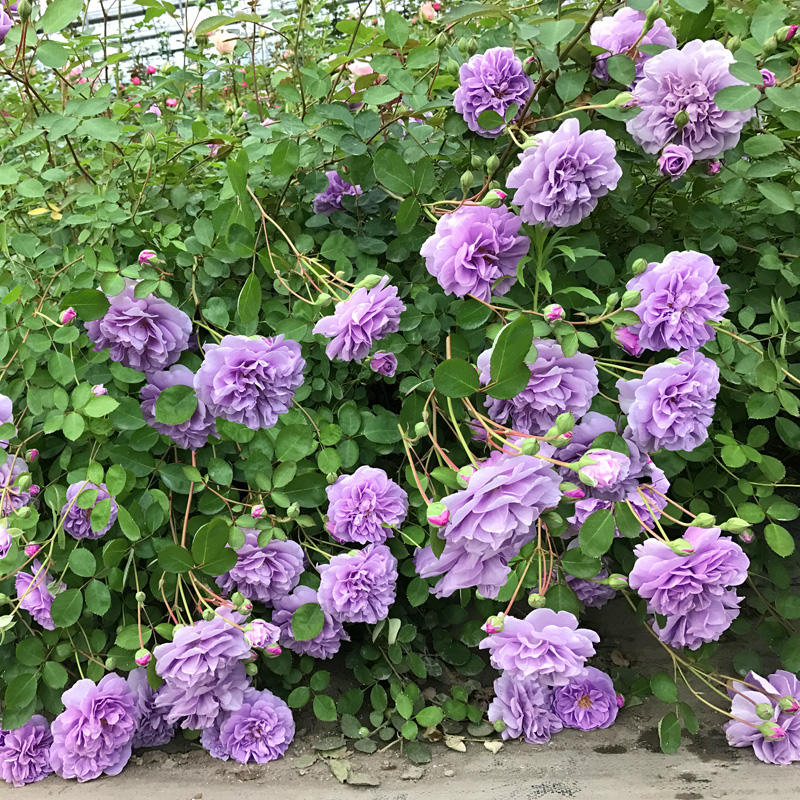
[294,753,317,769]
[327,759,350,783]
[611,649,630,667]
[484,740,503,754]
[423,726,443,742]
[314,735,346,751]
[444,735,466,753]
[347,772,381,787]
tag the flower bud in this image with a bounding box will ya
[445,58,460,76]
[414,421,430,438]
[631,258,648,275]
[231,592,246,606]
[666,538,694,556]
[608,91,634,108]
[760,69,777,88]
[779,696,799,714]
[457,464,478,487]
[470,154,483,170]
[467,38,478,55]
[252,504,266,519]
[673,110,690,130]
[555,411,575,435]
[287,503,300,518]
[543,303,565,323]
[457,37,469,54]
[479,189,506,207]
[326,472,338,484]
[692,512,716,528]
[265,643,282,657]
[61,307,77,324]
[762,35,778,56]
[427,501,450,526]
[16,474,31,492]
[91,384,108,397]
[135,648,151,667]
[758,721,786,741]
[739,530,755,544]
[353,274,384,290]
[135,591,146,604]
[460,170,474,194]
[486,154,501,173]
[138,249,157,266]
[483,615,505,635]
[783,24,798,42]
[493,719,507,732]
[560,481,585,500]
[708,161,722,175]
[105,656,117,670]
[24,543,40,558]
[520,438,540,456]
[435,32,448,49]
[604,574,629,590]
[726,35,742,53]
[719,517,750,533]
[643,1,661,30]
[17,0,32,19]
[620,290,641,309]
[0,594,9,605]
[358,726,370,738]
[143,131,157,151]
[527,592,546,608]
[245,662,259,676]
[27,449,38,462]
[756,702,774,721]
[616,693,625,708]
[202,608,215,621]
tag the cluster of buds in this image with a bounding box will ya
[544,411,575,447]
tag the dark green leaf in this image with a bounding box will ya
[292,603,325,641]
[433,359,480,398]
[155,385,198,426]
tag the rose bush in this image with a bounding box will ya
[0,0,799,784]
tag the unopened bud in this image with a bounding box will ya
[414,422,429,438]
[286,503,300,518]
[692,513,716,528]
[252,504,266,519]
[61,307,77,324]
[245,662,259,676]
[16,474,31,492]
[265,643,282,657]
[135,648,151,666]
[138,249,157,266]
[780,24,798,42]
[457,464,477,487]
[24,543,40,558]
[314,292,332,307]
[527,592,546,608]
[143,131,157,151]
[758,721,786,741]
[435,32,448,49]
[353,274,384,290]
[755,702,774,721]
[486,154,500,173]
[460,170,474,194]
[202,608,215,621]
[726,35,742,53]
[457,37,470,54]
[604,574,629,590]
[643,2,661,30]
[27,449,38,462]
[427,501,450,526]
[631,258,648,276]
[326,472,337,484]
[673,110,690,130]
[608,91,634,108]
[762,35,778,56]
[28,482,38,494]
[135,591,146,604]
[239,600,253,613]
[719,517,750,533]
[358,726,370,737]
[467,38,478,56]
[470,154,483,170]
[483,614,505,635]
[779,696,799,714]
[543,303,565,323]
[231,592,246,606]
[666,538,694,556]
[91,384,107,397]
[555,412,575,435]
[445,58,460,76]
[105,656,117,670]
[17,0,32,20]
[739,530,755,544]
[479,189,506,207]
[520,438,540,456]
[0,594,9,605]
[616,693,625,708]
[620,290,641,309]
[493,719,507,732]
[523,56,537,76]
[560,482,585,500]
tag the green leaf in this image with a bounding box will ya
[77,117,122,143]
[4,673,38,710]
[757,183,795,212]
[288,686,311,708]
[292,603,325,641]
[544,583,582,615]
[158,544,195,573]
[373,147,414,195]
[578,509,616,557]
[747,391,781,419]
[62,413,85,441]
[651,673,679,704]
[488,316,533,400]
[561,548,602,579]
[237,272,262,324]
[36,40,70,69]
[615,501,642,538]
[271,139,300,179]
[363,85,401,105]
[658,711,682,754]
[556,71,586,103]
[43,661,68,689]
[606,54,636,85]
[192,518,237,576]
[275,424,317,462]
[714,85,761,111]
[765,523,795,557]
[456,299,492,330]
[68,548,97,578]
[313,694,338,722]
[384,9,410,46]
[16,638,46,666]
[396,197,420,233]
[84,395,119,418]
[395,692,413,719]
[40,0,83,33]
[476,109,505,130]
[90,498,112,533]
[744,133,784,157]
[116,505,140,540]
[407,577,429,607]
[50,588,83,627]
[416,706,444,727]
[433,359,480,398]
[85,579,111,615]
[155,385,198,426]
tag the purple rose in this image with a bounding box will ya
[658,144,694,179]
[60,481,119,540]
[420,205,529,301]
[627,40,755,160]
[626,251,729,352]
[478,338,599,435]
[507,118,622,228]
[50,673,138,782]
[614,326,643,356]
[194,334,305,430]
[653,589,741,649]
[761,69,777,88]
[214,688,295,763]
[590,7,676,82]
[552,667,619,730]
[140,365,218,449]
[244,619,281,650]
[128,667,176,749]
[0,715,53,787]
[370,351,397,377]
[271,585,350,659]
[84,280,191,373]
[216,532,305,606]
[479,608,600,686]
[325,466,408,544]
[0,454,30,516]
[313,170,362,215]
[153,610,251,729]
[617,349,720,452]
[453,47,534,137]
[312,276,405,362]
[318,543,398,624]
[578,448,631,489]
[488,674,563,743]
[414,452,561,599]
[15,560,65,630]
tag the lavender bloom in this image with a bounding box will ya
[195,335,305,430]
[478,339,599,435]
[128,668,175,749]
[653,588,742,650]
[590,7,677,82]
[0,716,53,787]
[326,466,408,544]
[725,671,800,764]
[61,481,119,541]
[49,673,138,782]
[658,144,694,179]
[761,69,777,88]
[479,608,600,685]
[15,560,64,630]
[414,452,561,599]
[318,543,398,624]
[420,205,529,301]
[0,519,10,559]
[153,611,251,729]
[213,688,295,763]
[140,365,218,449]
[488,674,563,743]
[626,251,729,352]
[579,449,631,489]
[0,454,30,516]
[244,619,281,649]
[615,326,643,356]
[370,351,397,377]
[629,527,749,617]
[453,47,533,137]
[552,667,619,730]
[312,277,405,362]
[271,585,350,659]
[313,170,362,215]
[627,40,755,160]
[85,281,191,373]
[0,393,14,447]
[507,118,622,228]
[617,350,720,452]
[216,532,305,606]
